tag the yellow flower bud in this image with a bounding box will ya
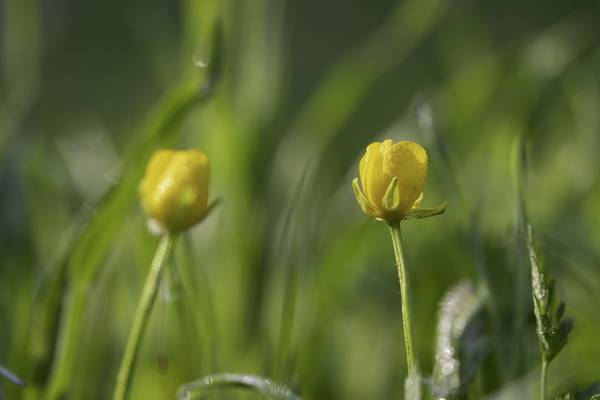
[139,149,210,233]
[353,139,446,223]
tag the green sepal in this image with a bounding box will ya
[383,177,401,211]
[352,178,377,217]
[404,202,447,220]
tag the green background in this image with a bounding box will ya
[1,0,600,398]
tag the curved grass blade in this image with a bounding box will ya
[555,394,575,400]
[27,206,93,389]
[177,373,301,400]
[430,281,487,399]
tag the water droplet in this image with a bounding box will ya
[193,48,210,68]
[193,57,208,68]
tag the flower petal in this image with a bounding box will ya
[139,149,176,216]
[381,141,428,212]
[353,177,379,217]
[359,141,388,210]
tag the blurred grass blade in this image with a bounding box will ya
[27,205,93,390]
[280,0,447,171]
[508,134,530,378]
[0,363,25,387]
[274,166,309,381]
[177,373,301,400]
[414,100,504,382]
[405,371,422,400]
[431,281,487,399]
[0,0,41,158]
[170,234,219,374]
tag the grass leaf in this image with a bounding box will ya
[528,225,572,364]
[431,280,487,398]
[177,373,301,400]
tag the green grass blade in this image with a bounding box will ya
[431,281,486,398]
[177,373,301,400]
[274,166,309,382]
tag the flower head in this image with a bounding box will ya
[353,139,445,223]
[139,149,210,233]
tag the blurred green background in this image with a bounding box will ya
[1,0,600,398]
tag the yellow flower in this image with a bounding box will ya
[353,139,446,223]
[139,149,210,233]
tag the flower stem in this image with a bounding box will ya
[113,234,175,400]
[388,223,417,374]
[540,359,548,400]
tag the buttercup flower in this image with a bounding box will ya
[353,139,445,223]
[139,149,210,232]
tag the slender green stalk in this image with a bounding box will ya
[113,234,175,400]
[540,359,547,400]
[388,222,417,374]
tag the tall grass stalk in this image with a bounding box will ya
[113,234,176,400]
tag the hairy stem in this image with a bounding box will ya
[540,359,548,400]
[113,234,175,400]
[388,223,417,374]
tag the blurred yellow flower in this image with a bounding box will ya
[139,149,210,232]
[353,139,445,223]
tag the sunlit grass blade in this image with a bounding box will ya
[405,371,422,400]
[177,373,301,400]
[431,281,487,399]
